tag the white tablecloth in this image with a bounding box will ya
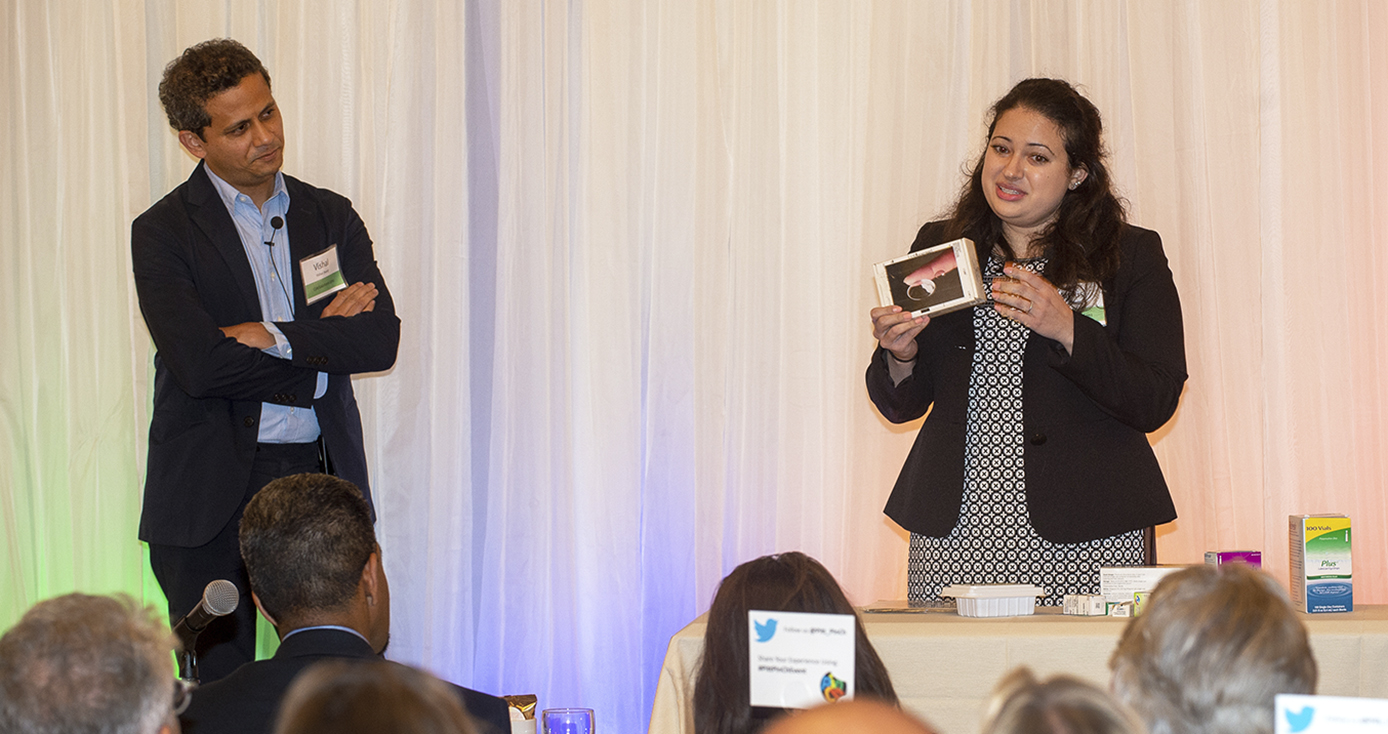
[648,604,1388,734]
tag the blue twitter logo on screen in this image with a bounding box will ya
[754,618,777,643]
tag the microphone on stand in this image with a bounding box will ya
[174,579,239,683]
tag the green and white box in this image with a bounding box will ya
[1099,565,1185,604]
[1289,514,1352,614]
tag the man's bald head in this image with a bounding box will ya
[764,700,937,734]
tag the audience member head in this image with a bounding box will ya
[239,473,388,652]
[273,660,476,734]
[0,593,182,734]
[763,700,935,734]
[982,667,1145,734]
[1109,563,1317,734]
[158,38,271,136]
[693,552,898,734]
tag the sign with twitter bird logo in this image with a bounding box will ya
[747,610,856,710]
[1276,694,1388,733]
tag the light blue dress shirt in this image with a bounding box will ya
[205,167,327,444]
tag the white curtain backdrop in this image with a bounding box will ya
[5,1,1388,732]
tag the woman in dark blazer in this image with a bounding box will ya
[867,78,1185,605]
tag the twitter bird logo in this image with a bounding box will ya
[754,618,777,643]
[1285,706,1314,733]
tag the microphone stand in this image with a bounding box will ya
[172,579,240,684]
[178,645,201,683]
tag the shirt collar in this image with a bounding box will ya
[203,164,288,215]
[281,625,371,645]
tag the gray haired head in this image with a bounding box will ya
[1109,563,1317,734]
[0,593,179,734]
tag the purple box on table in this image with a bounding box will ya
[1204,550,1262,568]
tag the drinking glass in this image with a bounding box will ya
[541,708,594,734]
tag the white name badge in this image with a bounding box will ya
[1276,694,1388,733]
[747,610,856,709]
[300,245,347,305]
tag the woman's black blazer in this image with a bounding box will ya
[866,221,1185,543]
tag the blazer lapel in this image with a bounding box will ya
[184,162,262,318]
[283,179,327,317]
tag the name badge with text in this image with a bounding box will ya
[300,245,347,305]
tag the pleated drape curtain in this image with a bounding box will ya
[4,2,1388,732]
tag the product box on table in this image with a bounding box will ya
[1289,514,1352,613]
[1099,565,1186,604]
[1204,550,1262,568]
[1062,594,1107,616]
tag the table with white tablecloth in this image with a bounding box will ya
[648,604,1388,734]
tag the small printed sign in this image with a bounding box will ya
[1276,694,1388,733]
[747,610,856,709]
[300,245,347,305]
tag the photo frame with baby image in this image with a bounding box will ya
[873,237,986,319]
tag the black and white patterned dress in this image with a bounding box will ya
[906,257,1144,607]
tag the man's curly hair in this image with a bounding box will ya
[158,38,270,137]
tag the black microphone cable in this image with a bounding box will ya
[262,215,295,311]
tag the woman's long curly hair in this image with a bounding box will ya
[942,78,1128,293]
[692,552,898,734]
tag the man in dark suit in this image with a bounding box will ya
[180,473,511,734]
[132,38,399,682]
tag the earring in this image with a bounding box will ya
[1068,180,1079,190]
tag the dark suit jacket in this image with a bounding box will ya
[867,222,1185,543]
[132,162,400,547]
[179,629,511,734]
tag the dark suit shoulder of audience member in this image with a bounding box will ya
[179,473,510,734]
[183,629,508,734]
[274,659,479,734]
[693,551,898,734]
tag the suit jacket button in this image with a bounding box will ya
[1029,432,1047,445]
[243,416,256,427]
